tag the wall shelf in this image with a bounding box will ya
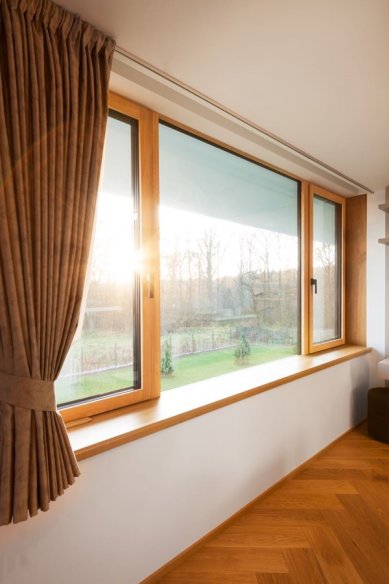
[378,202,389,244]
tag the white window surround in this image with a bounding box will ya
[110,50,370,198]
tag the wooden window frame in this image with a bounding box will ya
[60,93,349,425]
[61,94,160,424]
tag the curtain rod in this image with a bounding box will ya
[114,46,373,194]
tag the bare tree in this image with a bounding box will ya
[197,228,220,311]
[238,230,276,326]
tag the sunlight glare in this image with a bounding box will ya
[91,191,140,284]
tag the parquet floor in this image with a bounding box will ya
[158,424,389,583]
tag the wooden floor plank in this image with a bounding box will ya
[256,573,291,583]
[208,526,309,549]
[259,493,344,510]
[319,445,389,459]
[303,526,364,584]
[233,509,327,528]
[351,478,389,528]
[174,548,288,574]
[157,425,389,583]
[283,548,327,584]
[361,466,389,483]
[296,467,366,480]
[161,571,259,584]
[279,479,358,494]
[323,497,389,584]
[309,457,386,469]
[337,492,389,555]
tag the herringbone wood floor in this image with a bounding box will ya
[158,424,389,583]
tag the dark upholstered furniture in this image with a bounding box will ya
[368,387,389,444]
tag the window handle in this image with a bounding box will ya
[310,278,318,294]
[146,273,154,299]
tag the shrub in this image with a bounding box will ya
[161,342,174,375]
[234,333,251,365]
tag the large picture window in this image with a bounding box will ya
[159,123,300,390]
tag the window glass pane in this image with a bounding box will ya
[56,113,140,406]
[159,124,300,391]
[312,195,342,344]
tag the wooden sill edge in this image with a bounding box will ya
[68,345,371,461]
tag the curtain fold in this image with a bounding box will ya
[0,0,115,524]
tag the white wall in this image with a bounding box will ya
[0,198,384,584]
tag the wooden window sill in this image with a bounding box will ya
[67,345,371,461]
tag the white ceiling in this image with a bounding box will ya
[60,0,389,193]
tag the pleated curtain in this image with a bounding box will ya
[0,0,115,525]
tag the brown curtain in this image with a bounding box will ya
[0,0,115,525]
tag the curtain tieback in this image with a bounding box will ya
[0,370,56,411]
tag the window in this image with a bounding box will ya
[57,94,347,421]
[308,185,345,352]
[57,111,141,406]
[57,96,160,421]
[159,123,300,390]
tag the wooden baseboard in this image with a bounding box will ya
[140,421,366,583]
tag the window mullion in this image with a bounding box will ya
[139,107,161,398]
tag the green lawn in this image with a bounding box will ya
[56,344,294,405]
[161,345,294,391]
[56,365,135,405]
